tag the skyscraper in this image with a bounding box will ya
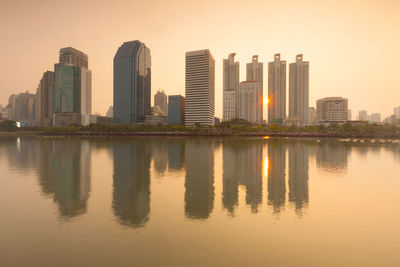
[114,40,151,124]
[36,71,55,126]
[55,47,92,116]
[289,54,309,125]
[185,49,215,126]
[246,55,263,122]
[223,53,239,121]
[154,89,168,115]
[237,81,262,124]
[268,54,286,125]
[53,47,92,125]
[168,95,185,125]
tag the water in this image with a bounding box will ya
[0,136,399,267]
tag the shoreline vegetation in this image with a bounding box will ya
[1,119,400,139]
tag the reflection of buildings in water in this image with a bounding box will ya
[0,137,41,172]
[267,139,286,213]
[184,139,214,219]
[112,140,151,228]
[37,139,91,219]
[316,140,349,171]
[288,141,309,211]
[222,140,263,214]
[168,139,185,171]
[151,139,168,174]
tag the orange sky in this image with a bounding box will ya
[1,0,400,119]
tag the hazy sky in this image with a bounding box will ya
[1,0,400,119]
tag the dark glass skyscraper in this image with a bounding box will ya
[114,41,151,124]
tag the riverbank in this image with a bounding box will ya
[1,130,400,139]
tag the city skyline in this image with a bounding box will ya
[1,0,400,119]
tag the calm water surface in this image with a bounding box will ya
[0,137,399,266]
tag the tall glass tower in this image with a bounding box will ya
[114,40,151,124]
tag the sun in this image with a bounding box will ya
[263,97,269,105]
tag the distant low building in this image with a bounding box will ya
[144,106,168,125]
[154,90,168,115]
[82,114,114,125]
[347,109,352,121]
[316,97,348,124]
[393,106,400,119]
[370,113,381,123]
[53,113,81,127]
[358,110,368,121]
[106,106,113,118]
[168,95,185,125]
[308,107,316,125]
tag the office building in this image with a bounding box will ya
[6,91,36,125]
[347,109,352,121]
[185,49,215,126]
[308,107,316,125]
[168,95,185,125]
[56,47,92,115]
[393,106,400,119]
[114,40,151,124]
[316,97,348,123]
[237,81,262,124]
[289,54,309,125]
[54,47,92,126]
[370,113,381,123]
[144,106,168,125]
[36,71,55,126]
[223,53,239,121]
[106,106,113,118]
[358,110,368,121]
[154,90,168,115]
[268,54,286,125]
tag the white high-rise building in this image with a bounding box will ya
[316,97,348,123]
[246,55,263,122]
[394,106,400,119]
[289,54,309,125]
[154,89,168,115]
[308,107,316,125]
[358,110,368,121]
[237,81,262,124]
[268,54,286,125]
[185,49,215,126]
[223,53,239,121]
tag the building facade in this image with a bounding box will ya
[114,40,151,124]
[223,53,239,121]
[247,56,263,122]
[289,54,309,125]
[237,81,262,124]
[308,107,316,125]
[54,47,92,125]
[316,97,348,123]
[358,110,368,121]
[394,106,400,119]
[154,90,168,115]
[370,113,381,123]
[168,95,185,125]
[36,71,55,126]
[185,49,215,126]
[268,53,286,125]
